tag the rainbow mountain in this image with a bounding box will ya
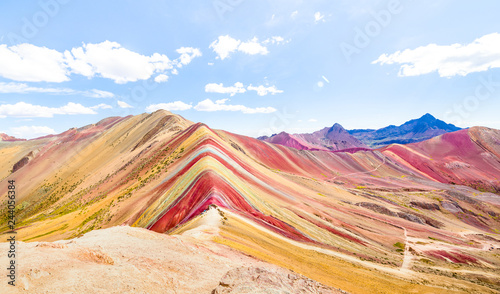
[1,110,500,293]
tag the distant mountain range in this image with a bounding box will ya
[260,113,462,150]
[258,123,368,152]
[349,113,462,148]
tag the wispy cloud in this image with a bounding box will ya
[117,101,133,108]
[373,33,500,77]
[0,102,98,118]
[247,85,283,96]
[205,82,283,96]
[314,12,325,23]
[90,103,112,110]
[0,82,114,98]
[205,82,246,96]
[194,99,276,114]
[146,101,193,112]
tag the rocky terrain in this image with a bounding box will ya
[1,110,500,293]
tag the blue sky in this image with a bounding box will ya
[1,0,500,139]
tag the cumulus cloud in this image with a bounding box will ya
[0,102,97,118]
[210,35,288,60]
[237,38,269,56]
[205,82,246,96]
[0,44,68,82]
[64,41,174,84]
[247,85,283,96]
[194,99,276,114]
[154,74,169,83]
[0,41,202,84]
[176,47,202,68]
[117,101,133,108]
[0,82,115,98]
[10,126,55,139]
[372,33,500,77]
[146,101,193,112]
[209,36,241,60]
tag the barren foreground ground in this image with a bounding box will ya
[0,225,345,294]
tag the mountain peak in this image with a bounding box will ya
[327,123,347,134]
[420,113,436,121]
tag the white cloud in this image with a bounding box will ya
[0,41,201,84]
[247,85,283,96]
[237,37,269,56]
[0,102,97,118]
[154,74,169,83]
[262,36,288,45]
[308,118,318,122]
[372,33,500,77]
[0,82,115,98]
[65,41,174,84]
[176,47,202,68]
[117,101,133,108]
[314,12,325,23]
[209,35,285,60]
[10,126,55,139]
[86,89,115,98]
[194,99,276,114]
[0,82,72,94]
[205,82,283,96]
[291,11,298,18]
[205,82,246,96]
[146,101,193,112]
[0,44,68,82]
[215,98,229,104]
[90,103,112,110]
[209,35,241,60]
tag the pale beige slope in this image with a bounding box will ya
[0,225,344,294]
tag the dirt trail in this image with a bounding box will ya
[401,227,412,272]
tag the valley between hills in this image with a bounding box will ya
[1,110,500,293]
